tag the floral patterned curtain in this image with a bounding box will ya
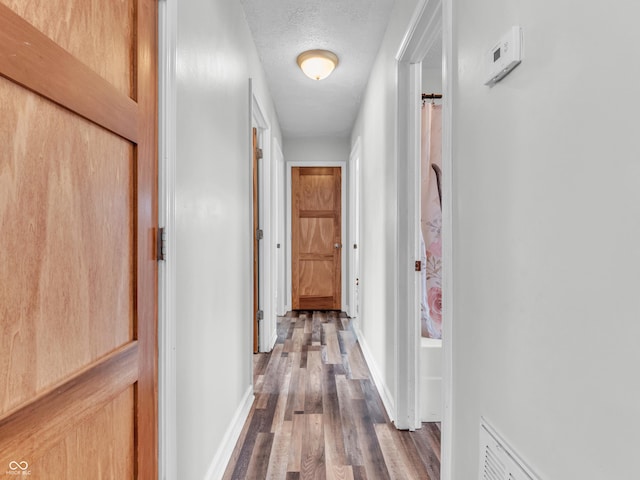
[421,103,442,339]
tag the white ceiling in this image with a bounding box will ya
[240,0,396,139]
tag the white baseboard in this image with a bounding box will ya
[351,319,396,423]
[203,386,254,480]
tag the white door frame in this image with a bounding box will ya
[396,0,453,477]
[347,138,362,319]
[158,0,177,478]
[250,85,277,352]
[286,161,347,311]
[273,139,286,317]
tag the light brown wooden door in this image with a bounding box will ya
[292,167,342,310]
[0,1,158,478]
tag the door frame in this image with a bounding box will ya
[286,161,347,311]
[396,0,453,478]
[273,138,287,317]
[250,84,277,352]
[158,0,177,478]
[347,138,362,319]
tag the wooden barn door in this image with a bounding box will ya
[292,167,342,310]
[0,1,158,478]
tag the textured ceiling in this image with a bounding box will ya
[240,0,396,139]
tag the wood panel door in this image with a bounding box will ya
[0,1,158,478]
[292,167,342,310]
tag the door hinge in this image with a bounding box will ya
[256,310,264,321]
[156,227,166,261]
[256,228,264,240]
[257,148,263,160]
[415,260,421,271]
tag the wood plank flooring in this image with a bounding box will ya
[223,311,441,480]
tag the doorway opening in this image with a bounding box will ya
[251,86,277,354]
[291,166,343,310]
[252,127,261,352]
[286,161,347,312]
[396,0,452,477]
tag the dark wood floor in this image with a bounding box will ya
[223,311,441,480]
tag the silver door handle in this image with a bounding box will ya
[334,243,341,249]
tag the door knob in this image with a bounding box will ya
[334,243,341,249]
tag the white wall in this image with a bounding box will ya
[283,136,350,164]
[451,1,640,478]
[175,1,281,478]
[349,0,421,419]
[422,66,442,96]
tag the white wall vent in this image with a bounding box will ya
[479,418,539,480]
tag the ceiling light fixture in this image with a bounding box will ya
[296,49,339,80]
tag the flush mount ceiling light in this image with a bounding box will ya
[296,49,339,80]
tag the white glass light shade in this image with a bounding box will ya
[296,50,338,80]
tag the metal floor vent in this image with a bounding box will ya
[479,419,538,480]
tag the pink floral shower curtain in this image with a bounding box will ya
[421,103,442,339]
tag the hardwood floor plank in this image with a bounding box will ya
[293,326,306,353]
[345,344,370,381]
[300,413,325,480]
[293,368,308,414]
[254,352,270,377]
[410,423,442,478]
[305,350,324,414]
[352,399,391,480]
[287,413,305,473]
[337,329,356,355]
[323,366,350,480]
[266,420,293,479]
[352,465,368,480]
[256,392,270,409]
[284,352,301,421]
[261,344,285,394]
[305,316,314,334]
[374,423,425,480]
[271,367,292,433]
[360,380,388,424]
[245,432,274,480]
[323,322,343,364]
[397,429,437,479]
[311,311,323,344]
[335,375,364,467]
[347,379,365,401]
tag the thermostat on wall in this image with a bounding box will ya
[484,26,522,86]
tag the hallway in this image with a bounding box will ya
[223,311,440,479]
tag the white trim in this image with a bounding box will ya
[250,86,276,353]
[347,137,362,319]
[352,318,396,423]
[396,0,443,63]
[286,161,347,311]
[203,386,255,480]
[273,138,287,317]
[441,0,454,476]
[158,0,177,478]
